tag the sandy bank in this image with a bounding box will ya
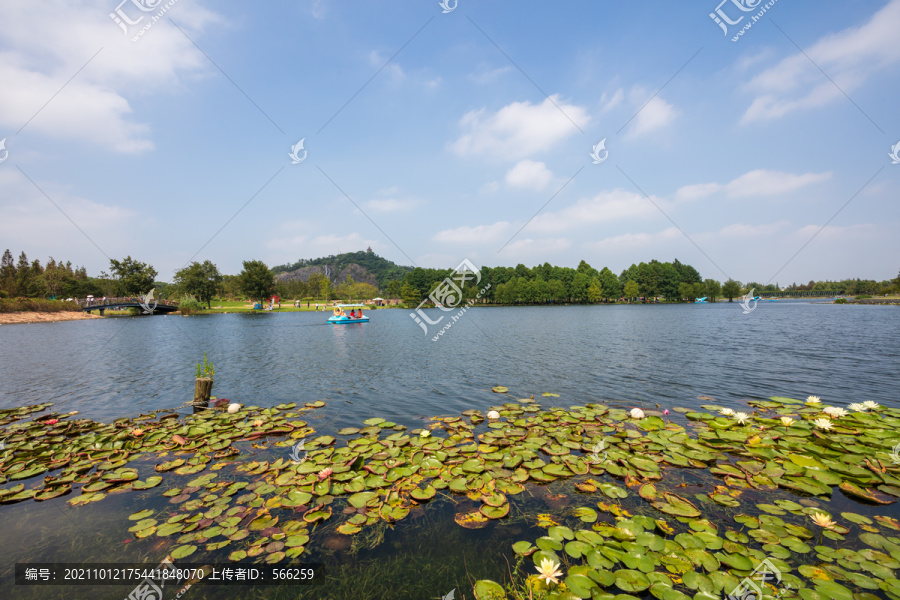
[0,311,103,325]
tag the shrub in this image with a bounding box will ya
[856,294,872,299]
[177,295,204,315]
[0,298,82,313]
[833,298,848,304]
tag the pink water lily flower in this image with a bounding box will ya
[317,467,333,481]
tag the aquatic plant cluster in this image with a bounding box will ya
[1,392,900,599]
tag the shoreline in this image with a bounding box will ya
[0,311,103,325]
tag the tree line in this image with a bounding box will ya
[3,248,897,308]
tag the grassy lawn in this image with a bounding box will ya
[201,299,395,314]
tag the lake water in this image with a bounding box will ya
[1,301,899,600]
[1,301,897,423]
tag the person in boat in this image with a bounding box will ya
[349,309,356,319]
[356,308,363,319]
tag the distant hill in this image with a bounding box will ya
[271,250,412,289]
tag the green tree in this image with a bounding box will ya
[238,260,275,303]
[386,280,402,298]
[704,279,721,302]
[678,282,695,302]
[173,260,223,308]
[722,279,741,302]
[587,278,604,303]
[1,250,17,296]
[599,267,621,301]
[623,280,640,302]
[307,273,331,300]
[570,272,590,302]
[400,283,421,307]
[692,282,706,301]
[109,256,158,296]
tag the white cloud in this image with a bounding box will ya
[0,169,138,262]
[675,182,722,202]
[498,238,571,257]
[311,0,328,19]
[505,160,553,191]
[449,95,590,160]
[741,0,900,123]
[600,88,624,112]
[0,0,220,153]
[433,222,512,244]
[468,65,512,84]
[584,227,682,251]
[416,253,470,268]
[364,198,419,212]
[478,181,500,194]
[525,189,660,234]
[724,170,831,198]
[266,231,379,256]
[675,170,831,201]
[369,51,404,83]
[626,88,677,137]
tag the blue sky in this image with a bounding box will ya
[1,0,898,285]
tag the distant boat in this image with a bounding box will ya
[327,304,370,325]
[694,297,707,303]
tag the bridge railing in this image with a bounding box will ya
[76,297,180,308]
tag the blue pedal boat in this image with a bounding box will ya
[327,304,370,325]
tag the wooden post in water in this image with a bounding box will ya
[193,377,213,409]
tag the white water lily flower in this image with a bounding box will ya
[718,408,735,416]
[733,412,750,425]
[863,401,880,410]
[780,417,794,427]
[810,512,836,530]
[806,396,821,405]
[630,408,645,419]
[535,558,563,586]
[822,406,848,418]
[848,402,867,412]
[486,410,500,419]
[419,430,431,438]
[812,418,833,431]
